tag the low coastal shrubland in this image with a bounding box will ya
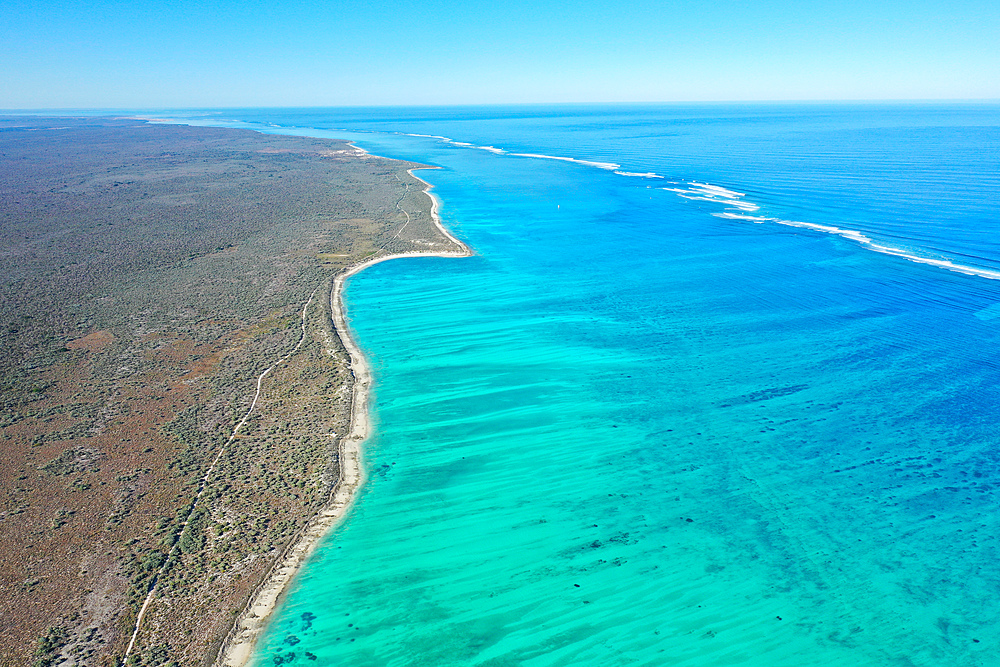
[0,117,461,667]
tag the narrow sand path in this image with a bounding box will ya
[124,289,318,660]
[214,169,470,667]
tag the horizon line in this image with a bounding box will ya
[3,98,1000,114]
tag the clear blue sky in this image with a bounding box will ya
[2,0,998,108]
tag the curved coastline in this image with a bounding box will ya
[216,168,471,667]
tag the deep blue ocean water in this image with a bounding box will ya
[160,104,1000,665]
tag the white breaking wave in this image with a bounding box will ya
[405,133,638,168]
[664,181,761,213]
[510,153,620,170]
[615,171,664,179]
[676,182,1000,281]
[396,133,1000,282]
[713,212,770,222]
[405,133,451,140]
[690,182,745,199]
[409,135,507,155]
[447,139,504,153]
[724,200,761,211]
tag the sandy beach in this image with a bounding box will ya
[215,169,470,667]
[0,118,476,665]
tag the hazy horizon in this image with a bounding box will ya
[4,0,998,108]
[4,99,1000,114]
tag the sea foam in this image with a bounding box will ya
[509,153,620,170]
[398,131,1000,283]
[672,182,1000,281]
[615,171,664,179]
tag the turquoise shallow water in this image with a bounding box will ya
[161,105,1000,665]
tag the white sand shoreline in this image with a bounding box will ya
[215,168,470,667]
